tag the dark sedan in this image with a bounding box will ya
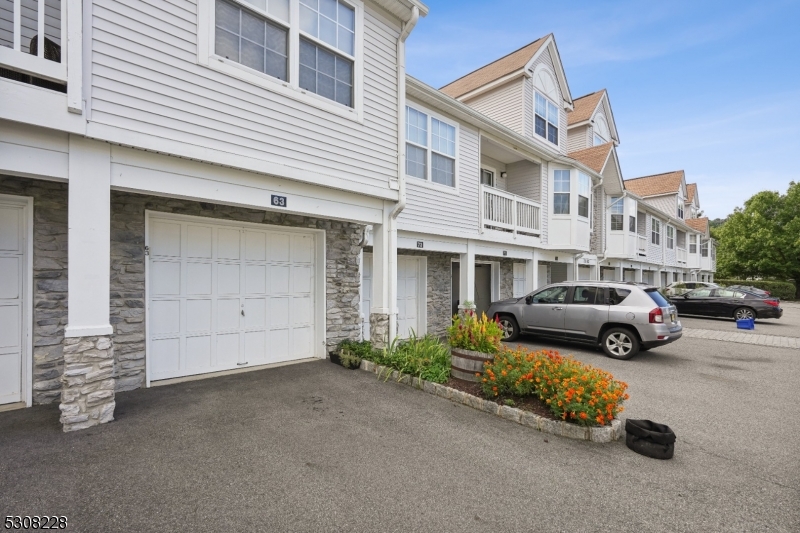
[668,287,783,320]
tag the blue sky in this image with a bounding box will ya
[405,0,800,219]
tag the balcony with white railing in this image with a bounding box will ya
[677,247,687,264]
[481,184,541,237]
[0,0,66,85]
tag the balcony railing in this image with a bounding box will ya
[481,184,540,236]
[677,247,687,264]
[0,0,66,83]
[637,235,647,254]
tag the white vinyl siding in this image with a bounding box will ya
[505,160,540,202]
[398,116,480,237]
[566,124,590,153]
[463,78,525,135]
[88,0,399,192]
[647,194,680,220]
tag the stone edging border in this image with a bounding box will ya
[359,360,623,443]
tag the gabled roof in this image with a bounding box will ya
[568,142,614,174]
[568,90,606,125]
[685,217,709,235]
[624,171,685,197]
[439,36,549,99]
[686,183,697,203]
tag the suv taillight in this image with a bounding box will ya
[764,299,780,307]
[649,307,664,323]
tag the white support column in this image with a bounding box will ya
[458,240,476,313]
[525,252,538,293]
[616,264,623,282]
[565,261,575,281]
[635,267,643,283]
[65,136,112,338]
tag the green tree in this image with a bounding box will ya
[715,182,800,297]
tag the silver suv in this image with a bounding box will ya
[487,281,683,360]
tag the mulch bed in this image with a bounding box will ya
[445,378,558,421]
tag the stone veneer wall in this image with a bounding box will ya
[0,176,68,404]
[476,256,516,301]
[110,192,364,391]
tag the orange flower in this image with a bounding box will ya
[579,412,588,420]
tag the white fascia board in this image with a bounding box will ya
[110,146,385,225]
[0,142,69,181]
[600,92,620,144]
[0,80,86,135]
[87,122,398,202]
[397,232,468,254]
[370,0,429,21]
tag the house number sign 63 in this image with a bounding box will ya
[271,195,287,208]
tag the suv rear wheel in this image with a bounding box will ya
[497,315,520,342]
[601,327,640,360]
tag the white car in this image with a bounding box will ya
[664,281,719,296]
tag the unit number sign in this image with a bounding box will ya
[271,195,287,207]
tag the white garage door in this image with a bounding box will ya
[147,214,320,382]
[0,197,28,405]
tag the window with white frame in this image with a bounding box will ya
[405,106,457,187]
[701,241,709,257]
[666,225,674,249]
[480,169,495,187]
[578,173,590,218]
[629,215,636,232]
[652,218,661,245]
[593,134,605,146]
[689,234,697,253]
[609,197,623,231]
[203,0,359,111]
[535,93,559,145]
[677,199,684,219]
[711,243,716,260]
[553,170,570,214]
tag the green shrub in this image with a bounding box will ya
[715,279,796,300]
[337,349,362,369]
[369,332,451,384]
[338,340,379,360]
[481,347,629,427]
[447,311,503,354]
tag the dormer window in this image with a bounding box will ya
[199,0,362,117]
[677,199,684,219]
[609,197,623,230]
[535,93,559,145]
[593,134,605,146]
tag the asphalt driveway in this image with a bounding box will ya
[1,338,798,532]
[678,301,800,337]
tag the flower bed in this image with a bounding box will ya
[353,333,451,384]
[481,347,629,427]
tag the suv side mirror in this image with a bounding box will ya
[525,295,534,305]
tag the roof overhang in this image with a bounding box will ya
[524,36,573,109]
[625,192,699,233]
[371,0,429,21]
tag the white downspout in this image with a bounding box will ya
[387,6,419,343]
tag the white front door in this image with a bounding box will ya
[0,198,29,405]
[396,256,421,339]
[147,214,319,382]
[361,252,372,340]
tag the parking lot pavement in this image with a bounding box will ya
[677,302,800,338]
[2,340,800,532]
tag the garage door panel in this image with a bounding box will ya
[269,265,290,293]
[245,331,266,363]
[0,351,20,402]
[245,265,267,294]
[151,338,180,377]
[187,262,213,295]
[151,300,181,336]
[0,305,20,350]
[0,257,20,299]
[0,207,20,251]
[291,326,313,356]
[187,225,213,258]
[244,298,266,328]
[291,265,313,293]
[186,335,213,371]
[267,234,290,262]
[217,263,240,295]
[291,234,314,263]
[291,296,313,325]
[218,229,241,260]
[245,231,267,261]
[267,329,289,361]
[215,333,240,368]
[269,297,289,327]
[151,261,181,295]
[150,221,181,257]
[186,300,212,333]
[217,299,240,331]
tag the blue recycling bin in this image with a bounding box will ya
[736,318,755,330]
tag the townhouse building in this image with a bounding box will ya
[0,1,716,430]
[0,0,427,428]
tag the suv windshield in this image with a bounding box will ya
[646,289,670,307]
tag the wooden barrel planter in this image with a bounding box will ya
[450,348,494,382]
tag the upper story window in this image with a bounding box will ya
[405,105,457,187]
[689,234,697,253]
[200,0,361,117]
[609,197,623,231]
[701,241,709,257]
[711,244,716,260]
[578,173,591,218]
[480,169,495,187]
[629,216,636,232]
[651,218,661,245]
[593,134,605,146]
[666,226,675,249]
[593,115,610,146]
[535,93,559,145]
[677,199,684,219]
[553,170,570,214]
